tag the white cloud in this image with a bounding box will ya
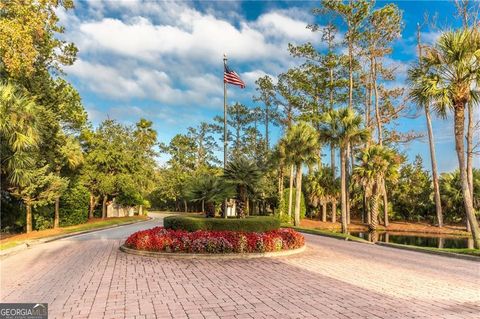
[61,2,313,106]
[241,69,277,86]
[255,12,317,41]
[67,59,144,99]
[76,14,277,64]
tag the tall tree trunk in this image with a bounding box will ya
[418,26,443,227]
[278,164,284,215]
[372,56,388,226]
[330,144,335,177]
[466,101,474,213]
[54,167,61,228]
[329,44,336,176]
[26,202,32,233]
[265,103,269,150]
[346,144,352,225]
[102,195,107,219]
[372,57,382,145]
[340,148,348,234]
[425,105,443,226]
[322,201,327,222]
[201,200,205,213]
[453,106,480,249]
[382,181,389,227]
[184,200,188,213]
[294,165,303,226]
[332,201,337,223]
[288,165,294,219]
[348,36,353,110]
[54,197,60,228]
[365,78,371,135]
[438,237,445,249]
[89,193,95,219]
[369,184,380,231]
[362,193,367,224]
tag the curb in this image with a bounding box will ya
[119,244,306,259]
[0,217,153,258]
[376,242,480,262]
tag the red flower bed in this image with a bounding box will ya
[124,227,305,254]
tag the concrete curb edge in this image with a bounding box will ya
[119,244,306,259]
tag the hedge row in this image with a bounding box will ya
[163,215,280,233]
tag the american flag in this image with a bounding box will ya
[224,64,246,88]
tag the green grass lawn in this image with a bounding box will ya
[390,244,480,257]
[0,216,147,251]
[284,225,370,243]
[285,225,480,257]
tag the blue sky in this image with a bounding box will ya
[59,0,478,172]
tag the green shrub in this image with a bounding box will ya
[278,188,306,222]
[163,215,280,232]
[60,180,89,227]
[34,215,53,230]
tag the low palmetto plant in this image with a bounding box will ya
[304,167,338,222]
[184,175,234,217]
[440,169,480,223]
[353,145,401,231]
[223,157,262,218]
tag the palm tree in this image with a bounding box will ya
[0,83,41,233]
[354,145,400,231]
[53,135,84,228]
[223,157,262,218]
[280,122,319,226]
[305,171,324,219]
[440,169,480,224]
[407,25,443,227]
[320,108,369,233]
[0,83,39,184]
[305,167,337,222]
[414,28,480,248]
[185,175,234,217]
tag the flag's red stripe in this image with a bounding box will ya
[224,71,245,88]
[224,73,244,82]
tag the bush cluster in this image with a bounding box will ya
[280,188,306,221]
[60,180,90,227]
[163,215,280,233]
[124,227,304,254]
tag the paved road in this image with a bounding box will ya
[1,213,479,319]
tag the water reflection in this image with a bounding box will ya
[350,231,472,249]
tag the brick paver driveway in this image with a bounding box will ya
[1,213,479,319]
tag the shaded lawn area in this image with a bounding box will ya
[300,218,470,236]
[392,244,480,257]
[290,222,479,257]
[286,226,371,243]
[0,216,148,251]
[433,248,480,256]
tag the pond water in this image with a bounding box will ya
[349,231,474,249]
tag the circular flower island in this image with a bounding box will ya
[121,215,305,258]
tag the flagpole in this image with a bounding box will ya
[223,53,228,218]
[223,53,227,170]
